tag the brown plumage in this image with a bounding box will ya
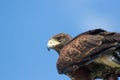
[47,33,93,80]
[56,29,120,74]
[67,67,92,80]
[47,29,120,80]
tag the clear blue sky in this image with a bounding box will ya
[1,0,120,80]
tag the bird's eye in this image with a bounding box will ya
[57,37,61,40]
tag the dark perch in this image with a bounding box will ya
[103,73,118,80]
[102,67,119,80]
[68,70,118,80]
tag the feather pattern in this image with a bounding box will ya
[57,29,120,74]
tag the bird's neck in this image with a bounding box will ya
[55,48,61,54]
[55,38,72,54]
[55,45,64,54]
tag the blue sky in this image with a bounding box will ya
[1,0,120,80]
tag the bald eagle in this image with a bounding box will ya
[47,29,120,80]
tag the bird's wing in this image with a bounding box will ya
[80,32,120,66]
[57,29,120,74]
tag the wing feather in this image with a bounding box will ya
[57,29,120,74]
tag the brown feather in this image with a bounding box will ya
[48,29,120,80]
[57,29,120,74]
[67,67,91,80]
[57,34,103,73]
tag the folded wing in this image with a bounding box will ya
[57,29,120,74]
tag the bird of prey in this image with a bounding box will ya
[47,29,120,80]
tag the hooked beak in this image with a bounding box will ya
[47,38,60,51]
[47,47,50,51]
